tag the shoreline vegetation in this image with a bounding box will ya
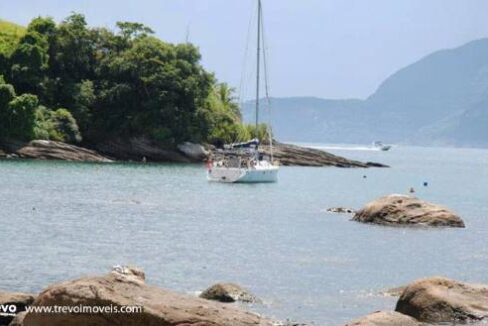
[0,15,386,168]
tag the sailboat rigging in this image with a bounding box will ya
[207,0,279,183]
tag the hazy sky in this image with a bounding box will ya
[2,0,488,99]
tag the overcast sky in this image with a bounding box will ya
[2,0,488,99]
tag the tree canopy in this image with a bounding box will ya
[0,14,257,147]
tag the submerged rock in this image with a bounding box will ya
[395,277,488,323]
[365,162,389,168]
[23,269,276,326]
[0,292,35,325]
[344,311,422,326]
[352,194,465,227]
[200,283,258,303]
[327,207,356,214]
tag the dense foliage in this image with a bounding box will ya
[0,14,259,146]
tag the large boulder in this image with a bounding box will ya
[177,142,209,161]
[352,195,465,227]
[0,292,35,325]
[344,311,422,326]
[22,270,277,326]
[1,140,112,162]
[395,277,488,323]
[200,283,258,303]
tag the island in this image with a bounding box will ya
[0,15,385,168]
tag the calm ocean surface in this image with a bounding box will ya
[1,145,488,325]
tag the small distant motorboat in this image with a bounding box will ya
[373,141,391,151]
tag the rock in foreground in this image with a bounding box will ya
[344,311,422,326]
[0,292,35,325]
[395,277,488,323]
[200,283,258,303]
[352,195,465,227]
[23,271,277,326]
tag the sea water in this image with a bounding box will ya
[1,145,487,325]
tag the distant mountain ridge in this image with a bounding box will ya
[243,38,488,147]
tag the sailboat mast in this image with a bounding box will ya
[255,0,262,129]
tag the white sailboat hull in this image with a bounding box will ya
[208,165,278,183]
[207,1,278,185]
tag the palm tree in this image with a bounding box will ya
[216,83,241,122]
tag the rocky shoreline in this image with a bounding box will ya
[0,267,299,326]
[347,276,488,325]
[261,142,387,168]
[2,268,487,326]
[328,194,466,228]
[0,140,112,163]
[0,138,388,168]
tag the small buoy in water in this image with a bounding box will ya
[363,175,367,179]
[409,187,415,193]
[423,182,428,187]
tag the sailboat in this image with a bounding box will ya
[207,0,279,183]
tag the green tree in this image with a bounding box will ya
[46,13,94,106]
[71,79,95,132]
[5,93,39,140]
[33,105,54,140]
[116,22,154,40]
[0,76,15,107]
[216,83,240,120]
[33,106,81,143]
[49,108,82,143]
[93,36,213,143]
[1,14,252,148]
[9,31,49,94]
[0,79,17,138]
[27,16,56,38]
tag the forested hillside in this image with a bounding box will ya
[244,38,488,147]
[0,15,261,148]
